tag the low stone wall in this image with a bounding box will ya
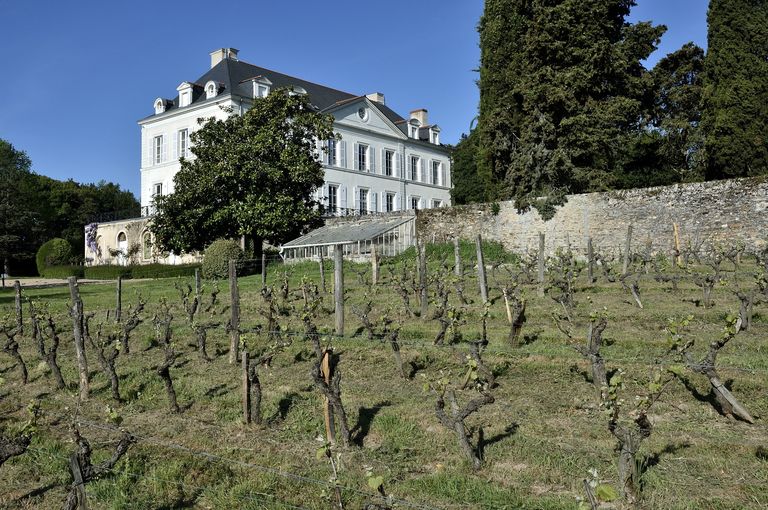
[415,177,768,257]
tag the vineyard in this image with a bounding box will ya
[0,238,767,509]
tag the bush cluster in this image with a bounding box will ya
[202,239,244,279]
[36,238,75,276]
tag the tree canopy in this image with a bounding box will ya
[702,0,768,179]
[476,0,666,218]
[0,139,139,275]
[151,88,335,254]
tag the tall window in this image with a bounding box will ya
[327,139,337,166]
[142,232,152,260]
[357,144,368,171]
[178,129,189,159]
[384,150,394,176]
[410,156,419,181]
[410,196,420,210]
[431,161,441,185]
[385,192,395,212]
[328,184,338,214]
[359,188,369,215]
[153,136,163,164]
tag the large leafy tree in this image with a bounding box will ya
[0,141,39,275]
[618,42,706,189]
[702,0,768,179]
[151,88,335,254]
[477,0,664,218]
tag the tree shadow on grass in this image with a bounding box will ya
[351,401,392,447]
[640,441,691,490]
[269,392,302,424]
[477,423,519,462]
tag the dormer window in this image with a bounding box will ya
[176,82,194,107]
[408,119,421,139]
[153,98,166,115]
[430,126,441,145]
[289,85,307,96]
[205,80,218,99]
[250,76,272,99]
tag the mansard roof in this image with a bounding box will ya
[151,58,360,115]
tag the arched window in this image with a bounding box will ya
[142,232,153,260]
[154,98,166,115]
[205,80,218,99]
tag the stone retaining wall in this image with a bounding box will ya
[415,177,768,257]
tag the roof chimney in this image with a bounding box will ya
[410,109,428,126]
[366,92,386,105]
[210,48,239,68]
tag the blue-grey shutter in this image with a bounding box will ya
[353,143,360,170]
[352,186,359,212]
[161,135,168,163]
[395,193,401,211]
[340,141,347,168]
[441,162,446,187]
[172,131,178,160]
[371,191,378,213]
[369,147,375,173]
[340,184,347,210]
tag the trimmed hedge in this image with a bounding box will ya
[202,239,244,279]
[36,238,74,275]
[84,266,133,280]
[131,263,200,279]
[82,263,201,280]
[39,265,85,279]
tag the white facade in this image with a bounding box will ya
[138,49,452,216]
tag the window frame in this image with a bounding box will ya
[327,184,339,215]
[357,143,368,172]
[358,188,369,215]
[409,155,420,181]
[153,135,163,165]
[178,129,189,159]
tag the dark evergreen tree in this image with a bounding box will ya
[0,141,39,275]
[477,0,664,218]
[450,131,485,205]
[702,0,768,179]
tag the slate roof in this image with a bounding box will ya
[282,215,414,249]
[151,57,363,115]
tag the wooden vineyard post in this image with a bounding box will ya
[261,253,267,286]
[115,276,122,323]
[454,237,462,276]
[69,452,89,510]
[321,349,336,445]
[228,260,240,365]
[14,280,23,335]
[673,222,682,267]
[319,252,327,293]
[242,351,251,424]
[587,237,595,284]
[194,268,201,301]
[622,224,633,276]
[334,244,344,337]
[476,234,488,303]
[68,277,89,400]
[371,244,379,286]
[537,233,546,297]
[418,241,428,317]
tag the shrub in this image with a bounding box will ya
[40,265,85,279]
[84,265,132,280]
[202,239,244,279]
[36,238,74,275]
[131,263,200,279]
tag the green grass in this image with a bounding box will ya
[0,254,767,509]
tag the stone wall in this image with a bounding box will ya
[415,177,768,257]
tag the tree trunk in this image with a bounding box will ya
[68,277,90,400]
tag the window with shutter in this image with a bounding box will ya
[369,146,376,173]
[371,191,378,213]
[339,185,348,210]
[340,141,347,168]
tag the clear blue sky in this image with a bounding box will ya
[0,0,707,200]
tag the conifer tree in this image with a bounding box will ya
[477,1,664,218]
[702,0,768,179]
